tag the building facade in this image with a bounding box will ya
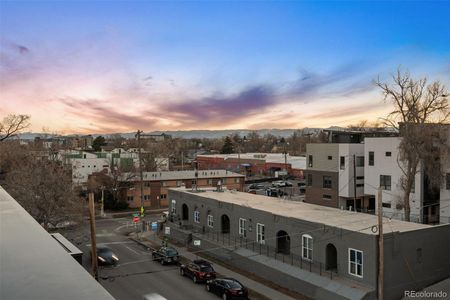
[168,188,450,300]
[123,170,244,208]
[364,137,450,224]
[304,144,373,212]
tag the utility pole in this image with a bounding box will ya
[353,155,357,211]
[181,151,184,171]
[136,130,145,217]
[88,193,98,281]
[100,186,105,217]
[377,187,384,300]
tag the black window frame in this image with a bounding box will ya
[308,155,313,168]
[368,152,374,166]
[307,174,313,186]
[356,156,364,167]
[323,176,332,189]
[340,156,345,170]
[380,175,391,191]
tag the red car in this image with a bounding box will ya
[180,259,217,283]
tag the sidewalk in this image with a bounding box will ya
[133,231,297,300]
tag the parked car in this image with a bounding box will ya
[180,259,217,283]
[94,245,119,266]
[152,247,179,265]
[206,278,249,299]
[271,181,292,187]
[247,183,265,191]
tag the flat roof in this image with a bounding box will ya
[124,170,244,182]
[0,186,114,300]
[170,188,433,235]
[197,153,306,169]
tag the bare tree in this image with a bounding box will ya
[88,158,137,209]
[3,156,82,229]
[0,114,31,141]
[376,69,449,221]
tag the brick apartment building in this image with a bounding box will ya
[121,170,244,208]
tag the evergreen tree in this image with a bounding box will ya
[92,136,106,151]
[221,136,234,154]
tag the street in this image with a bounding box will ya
[75,217,218,300]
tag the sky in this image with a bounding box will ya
[1,1,449,134]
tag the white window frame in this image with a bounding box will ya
[256,223,265,244]
[239,218,247,237]
[207,215,214,228]
[348,248,363,278]
[302,234,313,261]
[171,200,176,214]
[194,210,200,223]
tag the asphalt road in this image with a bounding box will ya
[76,217,218,300]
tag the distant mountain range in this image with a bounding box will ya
[17,127,349,140]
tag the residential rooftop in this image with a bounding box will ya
[124,169,244,182]
[170,188,434,235]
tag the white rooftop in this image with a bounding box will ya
[171,188,434,235]
[124,170,244,182]
[198,153,306,169]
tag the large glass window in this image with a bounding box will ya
[323,176,332,189]
[356,156,364,167]
[239,218,247,237]
[308,155,313,168]
[349,248,363,277]
[380,175,392,190]
[256,223,265,244]
[302,234,313,261]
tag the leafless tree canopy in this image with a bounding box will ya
[0,114,31,141]
[376,69,449,222]
[3,156,82,229]
[377,69,449,128]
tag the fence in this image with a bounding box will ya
[192,229,340,280]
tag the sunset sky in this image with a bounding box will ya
[1,1,449,134]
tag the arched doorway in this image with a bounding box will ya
[221,214,230,234]
[182,204,189,220]
[326,243,337,271]
[276,230,290,254]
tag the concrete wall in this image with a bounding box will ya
[383,225,450,300]
[364,137,423,222]
[306,144,339,172]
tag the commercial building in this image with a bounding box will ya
[167,188,450,300]
[196,153,306,178]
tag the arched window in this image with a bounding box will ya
[302,234,313,261]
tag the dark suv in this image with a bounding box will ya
[152,247,179,265]
[180,259,216,283]
[206,278,249,299]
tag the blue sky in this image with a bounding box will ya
[1,1,449,133]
